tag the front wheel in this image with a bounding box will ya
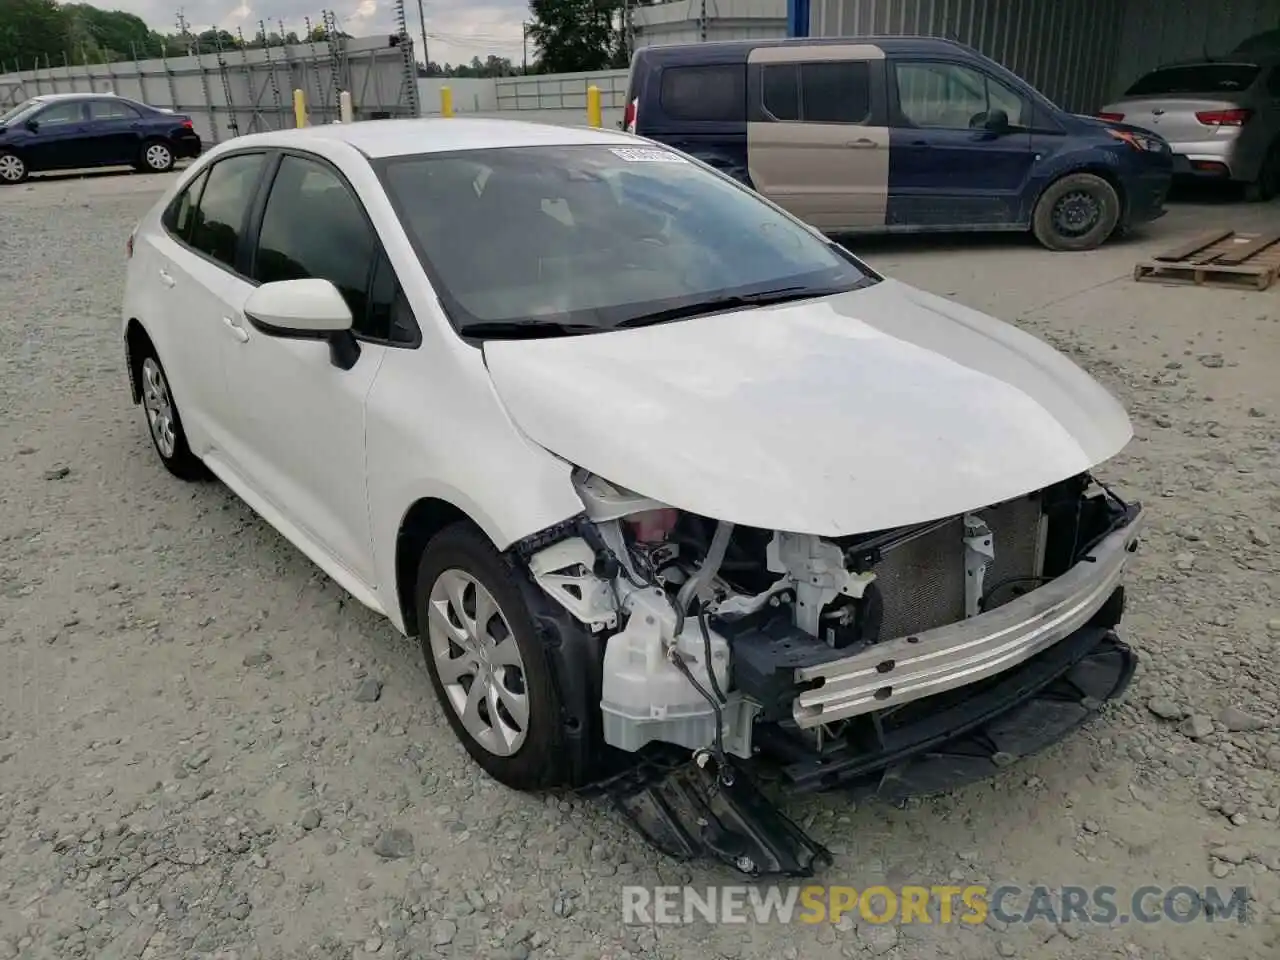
[139,139,175,173]
[1032,173,1120,251]
[415,522,568,791]
[0,150,28,185]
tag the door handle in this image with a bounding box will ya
[910,140,930,147]
[157,269,176,288]
[846,138,878,149]
[222,316,250,343]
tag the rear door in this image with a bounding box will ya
[746,44,890,231]
[886,58,1036,227]
[84,98,144,164]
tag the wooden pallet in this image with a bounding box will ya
[1134,230,1280,291]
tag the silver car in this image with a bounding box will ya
[1099,55,1280,200]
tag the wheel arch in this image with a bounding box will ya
[394,497,476,637]
[124,318,154,404]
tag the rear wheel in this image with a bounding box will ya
[139,139,175,173]
[138,349,205,480]
[1032,172,1121,251]
[0,150,28,185]
[415,522,568,790]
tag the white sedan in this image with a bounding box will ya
[122,118,1144,875]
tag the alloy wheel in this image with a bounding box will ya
[427,569,530,757]
[0,154,25,183]
[141,357,177,458]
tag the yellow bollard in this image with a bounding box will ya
[587,85,602,127]
[293,88,307,128]
[440,86,454,118]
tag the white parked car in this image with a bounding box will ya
[122,118,1144,875]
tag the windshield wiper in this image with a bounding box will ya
[612,285,849,329]
[460,319,602,340]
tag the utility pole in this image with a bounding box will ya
[416,0,430,72]
[522,22,529,73]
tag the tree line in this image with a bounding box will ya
[2,0,660,77]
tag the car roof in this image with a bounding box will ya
[30,92,122,102]
[631,35,977,62]
[218,117,644,159]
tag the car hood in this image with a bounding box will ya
[482,279,1133,536]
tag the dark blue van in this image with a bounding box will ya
[624,37,1174,251]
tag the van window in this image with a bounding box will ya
[894,61,1026,129]
[659,64,746,121]
[761,61,872,124]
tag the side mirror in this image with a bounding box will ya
[24,118,39,133]
[983,108,1011,133]
[243,278,360,369]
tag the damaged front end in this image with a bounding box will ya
[511,469,1144,877]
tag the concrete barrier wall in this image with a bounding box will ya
[417,71,628,129]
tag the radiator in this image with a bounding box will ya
[874,494,1045,641]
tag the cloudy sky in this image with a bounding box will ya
[122,0,528,67]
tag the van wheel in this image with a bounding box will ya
[1032,173,1120,251]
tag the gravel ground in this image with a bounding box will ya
[1,172,1279,960]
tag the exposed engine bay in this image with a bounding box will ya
[523,468,1141,774]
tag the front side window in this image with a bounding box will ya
[894,61,1026,129]
[253,154,410,342]
[187,153,266,270]
[659,64,746,121]
[88,100,141,121]
[33,101,86,126]
[762,61,872,124]
[378,144,877,336]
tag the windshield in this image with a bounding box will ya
[1125,63,1260,96]
[0,99,41,125]
[376,143,877,334]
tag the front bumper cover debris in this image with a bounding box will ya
[584,622,1137,877]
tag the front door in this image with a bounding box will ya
[218,152,393,587]
[24,100,91,170]
[886,59,1036,227]
[746,44,890,231]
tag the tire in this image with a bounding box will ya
[139,139,175,173]
[1243,143,1280,203]
[1031,172,1121,251]
[137,348,206,480]
[0,150,28,185]
[416,522,567,791]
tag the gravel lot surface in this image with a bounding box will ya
[1,171,1279,960]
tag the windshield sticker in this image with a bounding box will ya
[609,147,688,163]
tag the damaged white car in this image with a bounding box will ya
[121,118,1143,877]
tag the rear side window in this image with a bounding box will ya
[163,168,209,243]
[762,61,871,123]
[1125,64,1260,96]
[89,100,141,120]
[187,153,266,270]
[659,64,746,121]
